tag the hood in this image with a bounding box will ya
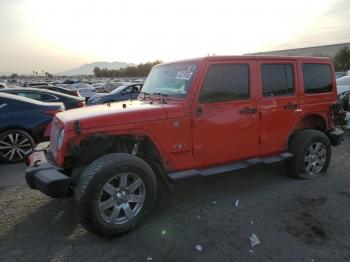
[337,85,350,95]
[56,100,184,131]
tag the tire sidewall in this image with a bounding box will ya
[76,157,157,237]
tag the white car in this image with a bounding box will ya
[337,75,350,95]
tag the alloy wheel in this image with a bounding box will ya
[304,141,327,176]
[97,172,146,225]
[0,131,34,162]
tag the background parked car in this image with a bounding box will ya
[71,83,97,99]
[33,85,81,97]
[0,93,64,163]
[87,83,142,105]
[0,82,7,89]
[336,75,350,95]
[24,82,49,87]
[92,82,106,93]
[102,82,126,93]
[57,83,97,99]
[0,87,85,109]
[336,72,347,79]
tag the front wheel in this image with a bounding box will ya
[0,129,35,163]
[285,129,331,179]
[74,153,157,237]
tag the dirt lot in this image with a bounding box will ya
[1,133,350,262]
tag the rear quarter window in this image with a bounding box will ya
[41,94,59,101]
[302,64,332,94]
[17,92,43,100]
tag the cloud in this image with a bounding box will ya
[1,0,350,73]
[273,0,350,50]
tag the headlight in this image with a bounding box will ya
[57,129,65,149]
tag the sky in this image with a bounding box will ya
[0,0,349,74]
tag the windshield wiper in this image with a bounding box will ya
[139,91,151,100]
[150,93,168,103]
[139,91,168,103]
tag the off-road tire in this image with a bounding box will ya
[285,129,331,179]
[74,153,157,238]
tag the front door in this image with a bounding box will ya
[258,60,300,154]
[192,60,259,166]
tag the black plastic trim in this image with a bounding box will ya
[167,152,293,181]
[26,164,71,198]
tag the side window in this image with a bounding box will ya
[261,64,294,97]
[303,64,332,94]
[199,64,249,103]
[42,94,58,101]
[133,85,141,92]
[124,87,132,93]
[17,92,42,100]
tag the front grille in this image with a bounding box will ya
[50,119,60,156]
[45,149,58,168]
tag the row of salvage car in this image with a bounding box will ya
[1,72,349,164]
[0,80,143,163]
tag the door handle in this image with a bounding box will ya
[284,103,298,110]
[196,107,204,115]
[239,107,257,114]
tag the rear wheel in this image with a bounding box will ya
[0,129,35,163]
[285,129,331,179]
[74,153,157,237]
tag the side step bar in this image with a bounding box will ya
[167,152,293,181]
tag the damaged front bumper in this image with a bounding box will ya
[25,142,71,198]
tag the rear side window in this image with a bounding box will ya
[199,64,249,103]
[17,92,42,100]
[261,64,294,97]
[41,94,58,101]
[303,64,332,94]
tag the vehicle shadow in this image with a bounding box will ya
[0,162,291,261]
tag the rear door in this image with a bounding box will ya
[258,60,300,154]
[192,60,260,166]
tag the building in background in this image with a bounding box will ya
[247,43,350,58]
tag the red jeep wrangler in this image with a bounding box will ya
[25,56,344,237]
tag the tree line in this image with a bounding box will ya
[93,60,162,77]
[334,47,350,71]
[90,48,350,77]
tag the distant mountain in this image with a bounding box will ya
[58,61,135,76]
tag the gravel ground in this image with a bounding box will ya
[1,133,350,262]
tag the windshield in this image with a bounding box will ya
[111,85,128,94]
[142,62,198,98]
